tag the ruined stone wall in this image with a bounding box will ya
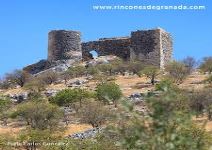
[81,28,173,68]
[130,29,161,67]
[82,37,131,60]
[46,28,172,69]
[48,30,81,61]
[26,28,172,75]
[160,30,173,69]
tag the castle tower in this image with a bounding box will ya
[130,28,172,69]
[48,30,82,61]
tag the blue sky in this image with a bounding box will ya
[0,0,211,76]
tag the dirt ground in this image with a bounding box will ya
[0,123,92,137]
[0,73,210,137]
[64,124,92,136]
[193,116,212,132]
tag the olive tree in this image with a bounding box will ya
[67,65,86,78]
[96,82,122,107]
[11,101,63,130]
[50,88,95,107]
[5,69,31,87]
[79,102,112,128]
[38,71,58,85]
[138,66,160,85]
[182,56,197,74]
[165,61,189,83]
[199,57,212,74]
[24,77,46,92]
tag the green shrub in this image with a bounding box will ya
[11,101,63,130]
[165,60,189,83]
[50,88,95,107]
[199,57,212,74]
[115,81,212,150]
[96,82,122,107]
[138,65,160,85]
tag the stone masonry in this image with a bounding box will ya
[48,30,81,61]
[82,37,131,60]
[24,28,173,74]
[82,28,173,69]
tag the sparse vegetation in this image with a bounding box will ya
[138,65,160,85]
[38,71,58,85]
[1,56,212,150]
[115,81,212,150]
[199,57,212,74]
[50,88,95,108]
[165,60,190,83]
[5,69,31,87]
[10,101,63,130]
[67,65,86,78]
[96,82,122,107]
[24,77,46,92]
[79,101,112,128]
[0,97,12,126]
[182,56,197,73]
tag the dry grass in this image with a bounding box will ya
[0,72,211,136]
[3,88,27,96]
[64,124,92,136]
[0,125,24,137]
[179,72,207,90]
[115,75,154,96]
[0,123,91,137]
[193,116,212,132]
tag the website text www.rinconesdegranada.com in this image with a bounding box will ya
[92,4,206,11]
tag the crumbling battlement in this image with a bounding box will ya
[81,28,173,69]
[25,28,173,74]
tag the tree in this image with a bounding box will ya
[182,56,197,74]
[110,58,124,75]
[97,63,113,76]
[86,66,100,76]
[79,102,112,128]
[189,88,212,120]
[115,81,212,150]
[24,77,46,92]
[201,89,212,120]
[189,90,205,118]
[138,66,160,85]
[67,65,86,78]
[199,57,212,74]
[11,101,63,130]
[38,71,58,85]
[96,82,122,107]
[5,69,31,87]
[0,78,11,89]
[188,88,212,120]
[0,97,12,126]
[165,60,189,83]
[127,61,145,75]
[60,66,85,84]
[50,88,95,107]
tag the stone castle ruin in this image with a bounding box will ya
[24,28,173,74]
